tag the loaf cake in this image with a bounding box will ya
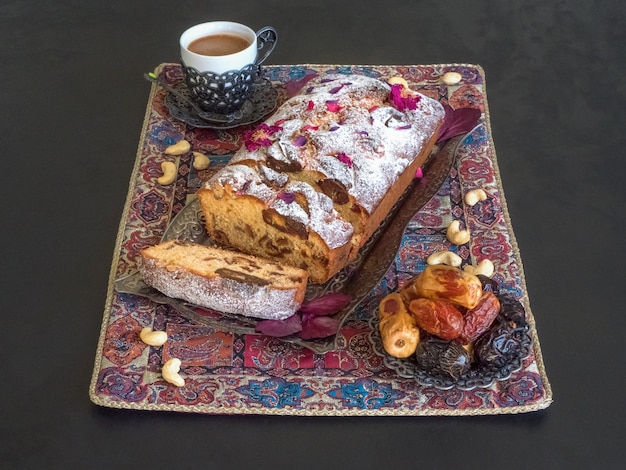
[197,74,445,283]
[139,240,308,320]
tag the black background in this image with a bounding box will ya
[2,1,625,468]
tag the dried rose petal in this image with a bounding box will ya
[292,135,308,147]
[436,105,482,143]
[277,191,296,203]
[336,152,353,168]
[303,125,319,131]
[236,180,251,195]
[329,83,349,94]
[299,292,352,316]
[415,167,424,178]
[326,101,342,113]
[307,100,314,111]
[389,84,420,111]
[255,313,302,337]
[243,123,283,151]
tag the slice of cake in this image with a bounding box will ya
[139,240,308,320]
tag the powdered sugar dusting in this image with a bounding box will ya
[208,164,353,249]
[278,180,353,249]
[204,73,443,249]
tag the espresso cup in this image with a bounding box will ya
[179,22,277,115]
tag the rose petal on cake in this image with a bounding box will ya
[299,292,352,316]
[244,123,283,151]
[336,152,353,168]
[277,191,296,203]
[300,315,340,339]
[292,135,308,147]
[255,313,303,337]
[389,84,420,111]
[325,100,342,113]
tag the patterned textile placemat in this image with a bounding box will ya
[89,63,552,416]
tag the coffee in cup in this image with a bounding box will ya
[187,33,252,57]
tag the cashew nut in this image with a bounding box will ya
[442,71,462,85]
[446,220,471,245]
[464,259,495,278]
[388,76,409,88]
[139,327,168,347]
[464,188,488,206]
[427,250,462,267]
[164,139,191,155]
[157,161,177,185]
[162,358,185,387]
[192,151,211,170]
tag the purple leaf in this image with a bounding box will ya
[255,313,302,337]
[300,315,340,339]
[437,105,482,143]
[299,292,352,317]
[285,72,318,97]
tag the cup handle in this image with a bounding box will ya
[255,27,278,65]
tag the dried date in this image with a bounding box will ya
[402,265,483,309]
[477,274,500,295]
[474,320,525,368]
[414,335,471,380]
[497,294,527,329]
[214,268,270,286]
[459,291,501,344]
[262,208,309,240]
[408,298,464,340]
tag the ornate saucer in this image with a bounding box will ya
[165,78,279,129]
